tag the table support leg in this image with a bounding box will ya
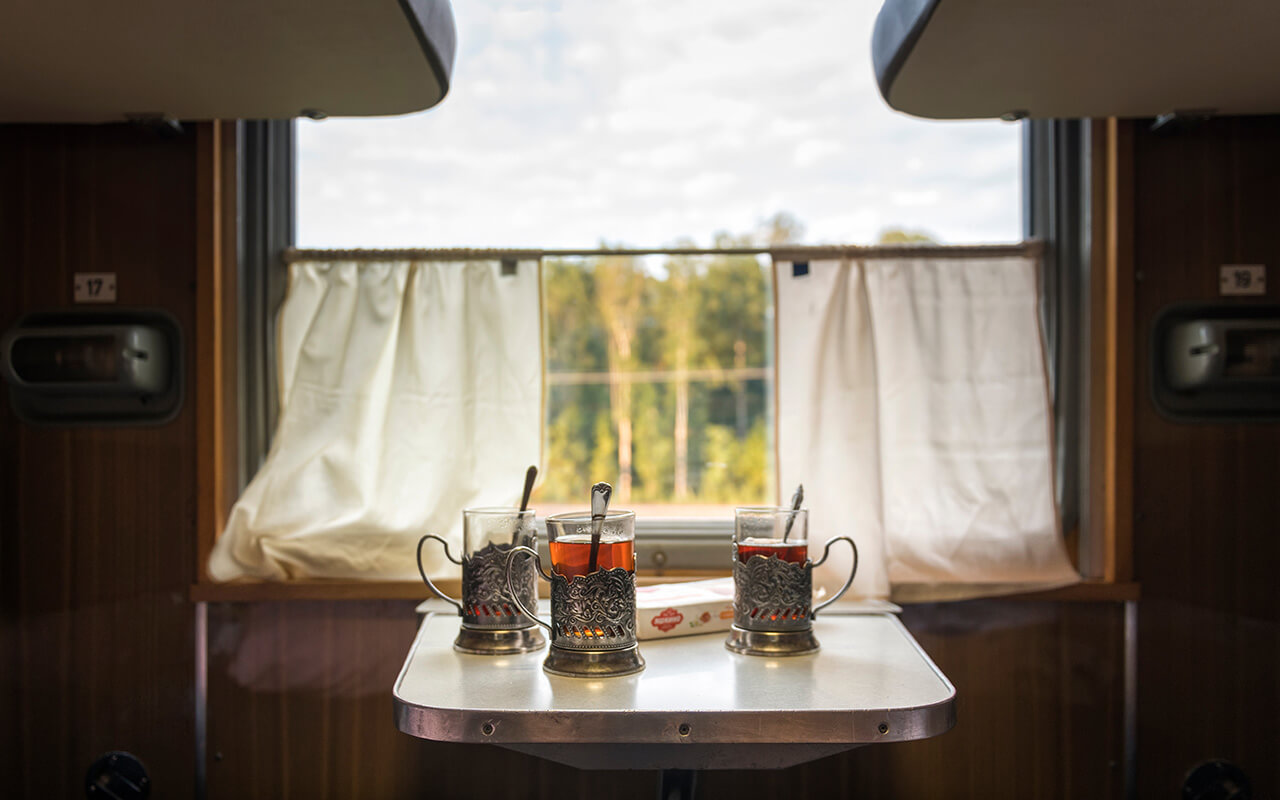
[657,769,697,800]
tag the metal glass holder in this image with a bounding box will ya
[420,536,547,655]
[726,536,858,657]
[507,546,645,677]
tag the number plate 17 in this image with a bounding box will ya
[74,272,117,303]
[1219,264,1266,296]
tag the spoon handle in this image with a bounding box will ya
[588,481,612,573]
[513,465,539,545]
[519,465,537,512]
[783,483,804,542]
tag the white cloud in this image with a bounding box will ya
[793,139,844,168]
[296,0,1021,248]
[890,189,941,207]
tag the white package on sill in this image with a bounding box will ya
[636,578,736,640]
[635,579,905,641]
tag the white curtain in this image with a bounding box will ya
[208,259,543,582]
[776,254,1079,602]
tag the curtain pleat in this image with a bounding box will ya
[208,259,543,582]
[776,255,1078,602]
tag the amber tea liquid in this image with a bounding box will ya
[549,535,635,581]
[736,538,807,564]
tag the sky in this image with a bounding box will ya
[296,0,1023,249]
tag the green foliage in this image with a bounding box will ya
[587,411,618,488]
[542,258,606,372]
[538,234,776,506]
[629,382,674,502]
[696,420,770,504]
[541,397,590,502]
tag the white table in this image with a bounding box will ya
[394,606,955,771]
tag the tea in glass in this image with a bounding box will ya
[506,508,645,676]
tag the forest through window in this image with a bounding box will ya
[535,245,773,514]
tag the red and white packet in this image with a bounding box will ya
[636,578,736,640]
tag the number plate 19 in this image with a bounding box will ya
[1219,264,1266,296]
[74,272,117,303]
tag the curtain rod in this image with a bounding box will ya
[283,241,1043,263]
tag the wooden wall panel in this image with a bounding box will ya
[1131,116,1280,797]
[0,125,198,797]
[705,601,1126,800]
[205,600,654,800]
[205,599,1124,800]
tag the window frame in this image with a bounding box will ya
[1025,119,1103,579]
[211,118,1122,591]
[236,120,294,492]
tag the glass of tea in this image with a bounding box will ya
[505,508,645,676]
[727,505,858,656]
[545,509,636,580]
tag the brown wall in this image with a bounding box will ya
[0,125,199,796]
[1131,116,1280,796]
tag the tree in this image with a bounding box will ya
[659,244,700,499]
[877,228,936,244]
[592,254,647,502]
[630,381,674,502]
[588,411,618,490]
[755,211,806,245]
[543,400,590,502]
[536,215,791,508]
[542,257,605,372]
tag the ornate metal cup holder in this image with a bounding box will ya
[419,537,547,656]
[726,536,858,657]
[507,546,645,678]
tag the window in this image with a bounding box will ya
[538,252,773,520]
[287,1,1024,540]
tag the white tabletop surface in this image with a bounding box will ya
[394,608,955,757]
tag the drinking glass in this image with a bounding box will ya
[419,507,545,654]
[727,506,858,656]
[506,509,645,676]
[546,509,636,580]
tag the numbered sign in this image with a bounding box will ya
[1219,264,1266,296]
[74,272,117,303]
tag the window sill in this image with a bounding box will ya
[189,569,729,603]
[995,579,1139,603]
[190,576,1137,603]
[888,580,1138,604]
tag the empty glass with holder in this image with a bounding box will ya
[419,507,547,655]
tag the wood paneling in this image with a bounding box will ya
[0,124,199,797]
[1131,116,1280,796]
[206,600,660,800]
[195,120,240,584]
[1090,118,1137,583]
[205,599,1124,800]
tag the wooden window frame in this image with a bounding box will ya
[1088,118,1136,585]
